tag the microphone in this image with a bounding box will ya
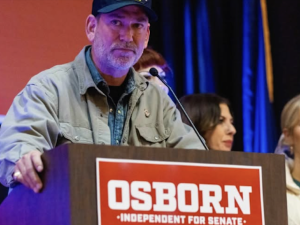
[149,68,209,150]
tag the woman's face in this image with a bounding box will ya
[292,126,300,154]
[284,122,300,154]
[204,104,236,151]
[137,65,169,94]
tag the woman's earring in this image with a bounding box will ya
[290,145,294,155]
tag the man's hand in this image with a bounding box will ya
[13,150,43,193]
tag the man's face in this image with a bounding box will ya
[87,5,150,75]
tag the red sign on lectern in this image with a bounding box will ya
[96,159,264,225]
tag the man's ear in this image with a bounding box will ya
[144,24,150,48]
[86,15,97,42]
[283,128,294,146]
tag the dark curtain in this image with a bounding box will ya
[267,0,300,130]
[151,0,278,152]
[150,0,244,151]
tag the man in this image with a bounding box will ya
[0,0,205,193]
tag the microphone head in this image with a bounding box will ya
[149,67,159,77]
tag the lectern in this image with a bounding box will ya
[0,144,287,225]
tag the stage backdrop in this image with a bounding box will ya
[151,0,278,153]
[1,0,298,152]
[0,0,90,116]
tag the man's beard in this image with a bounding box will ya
[93,41,142,71]
[107,52,136,69]
[108,42,139,69]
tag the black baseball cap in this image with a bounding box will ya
[92,0,158,21]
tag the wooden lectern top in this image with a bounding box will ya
[0,144,287,225]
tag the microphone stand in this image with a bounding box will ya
[149,68,209,150]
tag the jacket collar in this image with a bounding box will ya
[73,46,97,95]
[132,67,149,91]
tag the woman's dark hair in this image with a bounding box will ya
[133,48,172,75]
[177,93,232,137]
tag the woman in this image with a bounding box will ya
[177,93,236,151]
[275,95,300,225]
[134,48,172,94]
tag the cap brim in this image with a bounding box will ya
[97,2,157,21]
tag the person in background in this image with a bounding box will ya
[177,93,236,151]
[0,0,206,194]
[133,48,171,94]
[275,94,300,225]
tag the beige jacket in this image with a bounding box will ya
[0,47,205,187]
[286,160,300,225]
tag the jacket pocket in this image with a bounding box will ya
[136,124,169,143]
[60,123,93,144]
